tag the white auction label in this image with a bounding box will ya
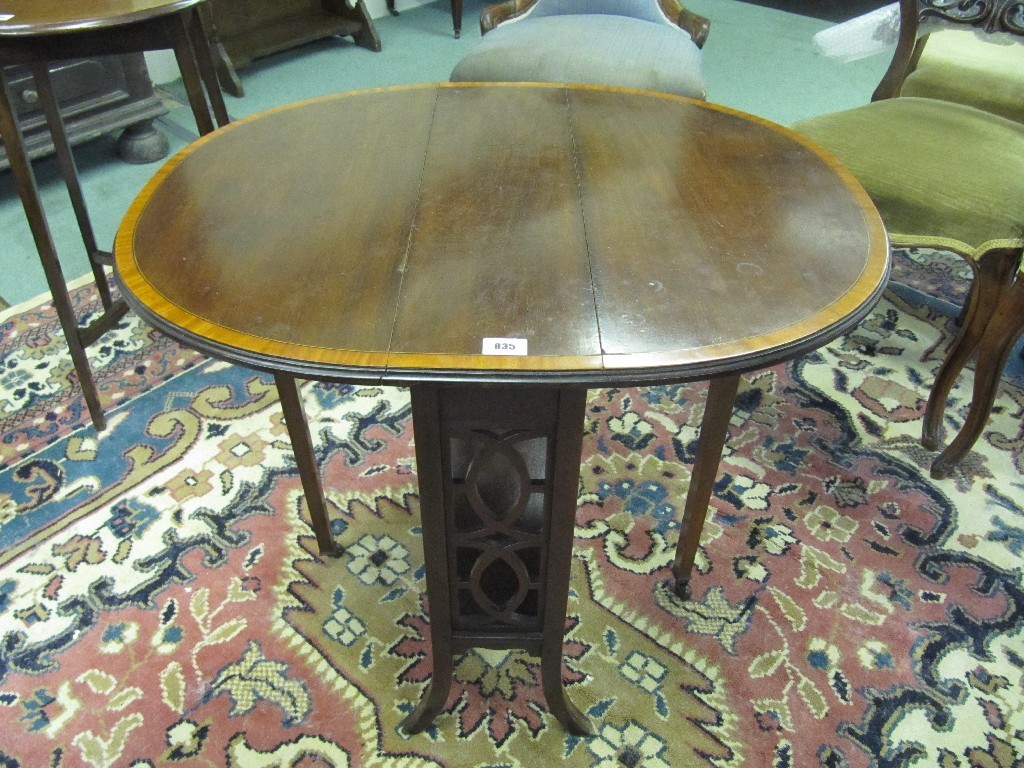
[482,337,528,356]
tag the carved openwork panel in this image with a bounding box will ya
[919,0,1024,35]
[446,428,551,632]
[406,383,590,734]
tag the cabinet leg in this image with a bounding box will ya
[116,120,171,164]
[352,0,383,52]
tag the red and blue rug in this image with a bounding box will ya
[0,249,1021,767]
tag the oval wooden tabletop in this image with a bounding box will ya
[115,82,889,386]
[0,0,201,35]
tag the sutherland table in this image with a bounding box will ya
[114,83,889,735]
[0,0,229,431]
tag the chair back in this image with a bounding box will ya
[874,0,1024,112]
[527,0,673,25]
[478,0,709,44]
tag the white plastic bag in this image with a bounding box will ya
[812,2,955,61]
[813,3,902,61]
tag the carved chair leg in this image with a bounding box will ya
[922,248,1019,451]
[450,0,463,38]
[931,262,1024,478]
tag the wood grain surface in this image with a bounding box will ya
[115,82,889,385]
[0,0,202,34]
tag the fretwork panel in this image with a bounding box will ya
[449,429,550,631]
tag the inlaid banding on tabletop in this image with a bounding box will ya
[111,82,889,736]
[115,82,888,383]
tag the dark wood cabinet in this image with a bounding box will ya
[738,0,890,22]
[202,0,381,97]
[0,53,169,170]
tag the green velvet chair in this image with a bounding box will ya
[793,0,1024,479]
[449,0,710,100]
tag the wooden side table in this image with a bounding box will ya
[0,0,230,431]
[201,0,382,97]
[114,84,889,734]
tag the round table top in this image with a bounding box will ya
[0,0,200,35]
[115,83,889,387]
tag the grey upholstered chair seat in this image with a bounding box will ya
[450,14,706,99]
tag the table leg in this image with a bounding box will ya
[400,384,590,735]
[671,374,741,600]
[399,385,454,733]
[274,373,343,557]
[0,70,113,431]
[197,5,245,99]
[0,14,229,435]
[184,8,231,128]
[540,386,591,735]
[32,64,114,306]
[167,10,230,136]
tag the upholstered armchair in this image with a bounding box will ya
[449,0,710,100]
[793,0,1024,478]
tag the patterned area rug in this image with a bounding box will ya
[1,249,1022,768]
